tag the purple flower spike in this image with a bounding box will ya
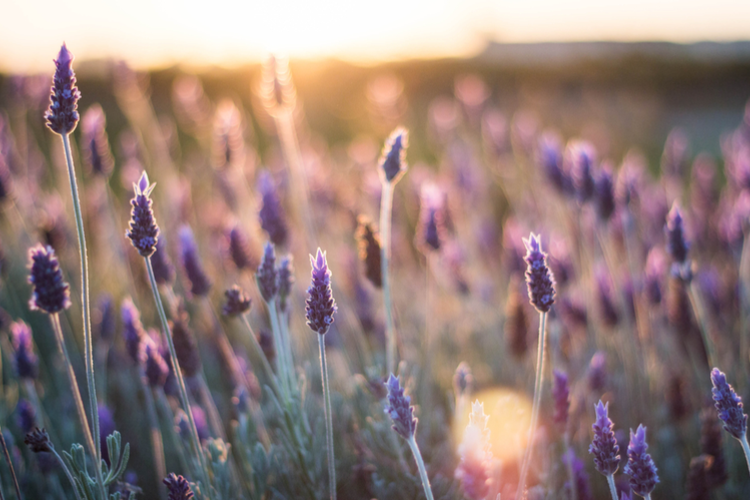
[11,321,38,379]
[305,248,336,335]
[81,104,114,177]
[356,216,382,288]
[665,202,690,265]
[121,297,145,364]
[258,171,288,247]
[710,367,747,440]
[28,244,71,314]
[141,337,169,388]
[45,44,81,135]
[552,370,569,429]
[256,242,278,302]
[379,127,409,183]
[385,374,417,440]
[126,171,160,258]
[523,233,556,313]
[277,256,294,312]
[223,285,252,317]
[163,473,194,500]
[179,226,212,297]
[589,400,620,476]
[566,141,597,203]
[624,425,659,497]
[595,166,616,222]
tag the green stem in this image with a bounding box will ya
[268,298,290,399]
[0,426,21,500]
[279,306,298,394]
[144,257,210,493]
[406,435,434,500]
[380,183,396,375]
[515,311,548,500]
[51,448,83,500]
[740,434,750,478]
[318,334,337,500]
[50,314,107,500]
[142,381,168,500]
[606,474,619,500]
[239,315,281,398]
[61,134,103,487]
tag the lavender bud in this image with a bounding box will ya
[305,248,336,335]
[644,248,666,305]
[223,285,252,317]
[16,400,36,434]
[126,172,160,257]
[11,321,38,379]
[624,425,659,497]
[163,473,195,500]
[27,244,71,314]
[121,297,145,364]
[566,141,597,203]
[45,44,81,135]
[699,407,728,488]
[277,256,294,312]
[385,374,417,440]
[179,226,212,297]
[379,127,408,184]
[595,165,616,222]
[417,183,444,252]
[710,367,747,440]
[24,428,53,454]
[523,233,556,313]
[151,237,175,286]
[228,225,259,271]
[589,400,621,476]
[141,336,169,388]
[258,171,288,247]
[81,104,114,177]
[665,202,690,265]
[94,294,116,342]
[552,370,570,429]
[355,216,382,288]
[256,242,278,302]
[258,329,275,365]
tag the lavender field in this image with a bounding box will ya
[0,43,749,500]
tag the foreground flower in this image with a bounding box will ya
[385,374,417,440]
[45,44,81,135]
[379,128,408,184]
[523,233,556,313]
[126,172,159,257]
[306,249,337,335]
[624,425,659,498]
[710,367,747,440]
[589,400,621,476]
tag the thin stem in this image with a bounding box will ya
[606,474,619,500]
[61,134,100,468]
[0,426,21,500]
[380,183,396,375]
[686,280,717,370]
[406,435,434,500]
[51,448,83,500]
[515,311,548,500]
[318,335,337,500]
[144,257,210,493]
[142,381,167,500]
[239,314,281,397]
[268,298,290,399]
[279,306,298,394]
[740,434,750,477]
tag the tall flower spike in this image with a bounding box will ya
[277,256,294,312]
[666,202,690,265]
[179,226,212,297]
[566,141,597,203]
[379,127,408,183]
[223,285,252,317]
[624,425,659,497]
[11,321,38,379]
[589,400,620,476]
[305,249,336,335]
[28,244,71,314]
[355,216,382,288]
[126,172,160,257]
[45,43,81,135]
[256,242,278,302]
[552,370,570,429]
[258,171,288,247]
[385,374,417,440]
[710,368,747,440]
[163,473,195,500]
[523,233,556,313]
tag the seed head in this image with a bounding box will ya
[710,367,747,440]
[305,248,336,335]
[523,233,556,313]
[126,172,160,257]
[45,44,81,135]
[379,127,408,184]
[25,428,53,454]
[256,242,278,302]
[223,285,252,317]
[624,425,659,497]
[385,374,417,440]
[28,244,71,314]
[589,400,620,476]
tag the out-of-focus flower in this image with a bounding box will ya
[385,374,417,440]
[624,425,659,497]
[306,249,336,335]
[28,244,70,314]
[589,400,621,476]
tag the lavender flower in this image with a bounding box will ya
[170,306,201,378]
[28,244,71,314]
[538,132,570,195]
[566,141,597,203]
[710,368,747,440]
[223,285,252,317]
[179,226,212,297]
[624,425,659,497]
[121,297,146,364]
[588,352,607,392]
[228,225,258,271]
[95,294,116,342]
[45,44,81,135]
[305,249,336,335]
[453,362,473,398]
[595,166,616,222]
[356,216,382,288]
[417,183,444,252]
[258,171,288,247]
[24,428,53,454]
[589,400,620,476]
[385,374,417,440]
[552,370,570,429]
[665,203,690,265]
[644,248,666,305]
[126,172,159,257]
[277,256,294,312]
[596,269,619,327]
[563,450,594,500]
[379,127,408,184]
[141,337,169,388]
[163,473,194,500]
[256,242,278,302]
[16,400,36,434]
[11,321,38,379]
[523,233,556,313]
[81,104,114,177]
[151,237,175,286]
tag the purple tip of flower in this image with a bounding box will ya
[305,248,337,335]
[384,374,417,440]
[163,473,195,500]
[258,171,288,247]
[589,400,621,476]
[121,297,145,364]
[45,43,81,135]
[27,244,71,314]
[552,370,569,428]
[11,321,38,379]
[256,242,278,302]
[522,233,556,313]
[710,367,748,440]
[151,237,175,286]
[179,226,212,296]
[665,202,690,264]
[379,127,409,183]
[222,285,252,317]
[277,256,294,312]
[126,171,160,258]
[624,425,659,497]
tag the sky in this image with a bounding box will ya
[3,0,750,72]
